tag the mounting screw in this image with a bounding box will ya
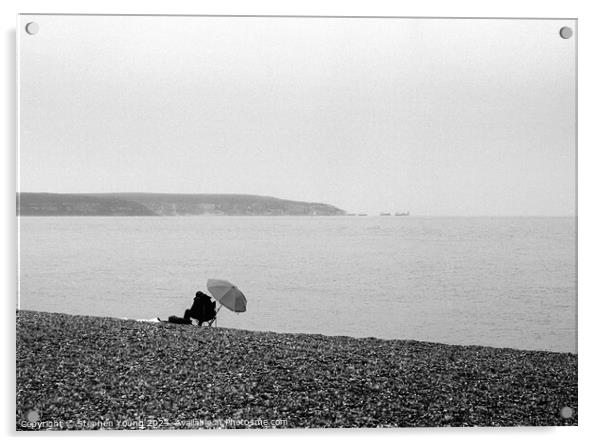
[25,22,39,35]
[559,27,573,39]
[560,406,574,419]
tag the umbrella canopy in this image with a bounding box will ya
[207,279,247,313]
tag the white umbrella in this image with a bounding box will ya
[207,279,247,314]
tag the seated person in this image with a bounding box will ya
[184,291,216,325]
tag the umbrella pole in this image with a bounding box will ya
[214,304,223,327]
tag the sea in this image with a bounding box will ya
[18,216,577,353]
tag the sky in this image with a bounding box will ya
[19,15,576,216]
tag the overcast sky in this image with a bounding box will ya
[19,15,576,216]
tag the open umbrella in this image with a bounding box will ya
[207,279,247,323]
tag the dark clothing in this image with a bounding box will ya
[167,315,192,325]
[184,291,216,324]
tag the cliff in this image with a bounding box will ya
[17,193,346,216]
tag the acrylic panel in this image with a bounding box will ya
[17,14,577,430]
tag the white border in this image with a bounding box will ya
[4,1,601,444]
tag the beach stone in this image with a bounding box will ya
[16,310,577,430]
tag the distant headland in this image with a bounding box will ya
[16,193,346,216]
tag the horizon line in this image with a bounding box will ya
[16,192,575,218]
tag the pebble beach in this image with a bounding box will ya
[16,310,577,430]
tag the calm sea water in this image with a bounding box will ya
[18,216,576,353]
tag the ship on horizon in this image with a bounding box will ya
[379,211,410,216]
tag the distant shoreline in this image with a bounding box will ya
[16,192,346,217]
[17,310,577,429]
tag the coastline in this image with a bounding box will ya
[16,310,577,430]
